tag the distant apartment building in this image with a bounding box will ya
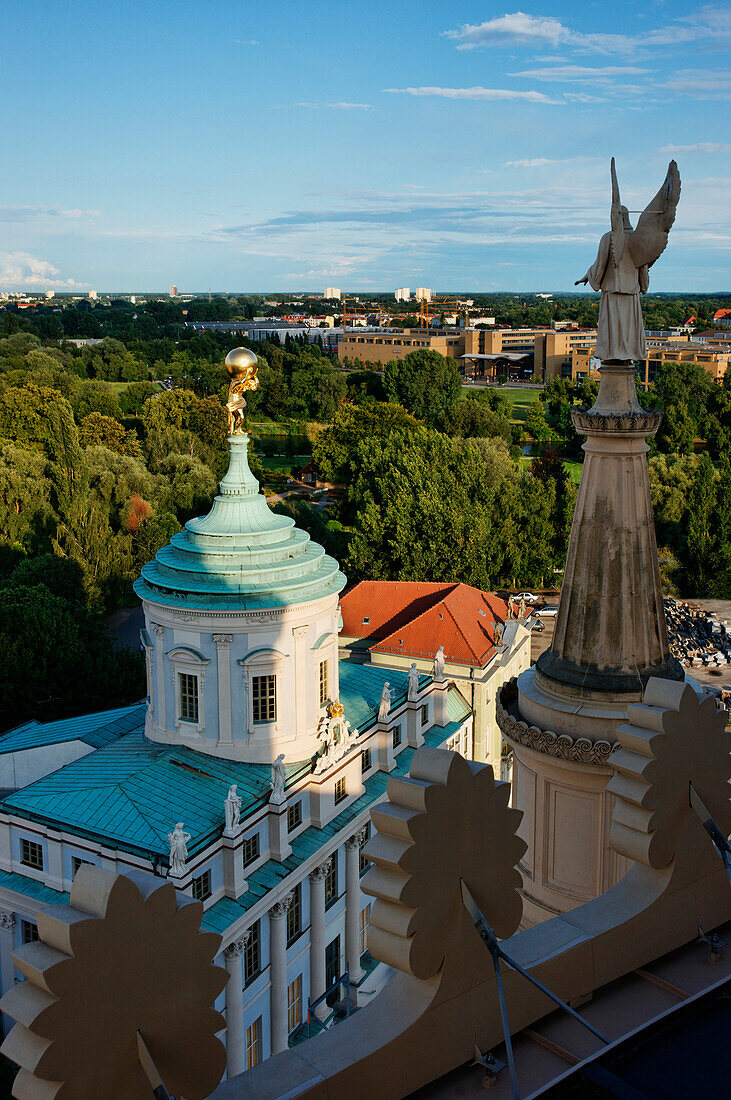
[394,288,410,301]
[414,288,432,302]
[88,290,97,300]
[323,287,341,300]
[642,342,731,384]
[169,285,178,297]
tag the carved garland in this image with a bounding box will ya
[496,679,618,765]
[571,409,662,435]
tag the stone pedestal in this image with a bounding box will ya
[506,363,683,925]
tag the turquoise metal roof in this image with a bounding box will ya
[337,662,430,731]
[134,434,346,611]
[0,665,471,881]
[0,704,146,755]
[0,870,69,907]
[200,722,460,934]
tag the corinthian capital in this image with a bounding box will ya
[269,893,294,920]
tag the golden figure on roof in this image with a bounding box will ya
[327,701,344,719]
[224,347,259,435]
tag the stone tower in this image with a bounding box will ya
[499,363,684,925]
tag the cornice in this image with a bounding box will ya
[496,679,618,766]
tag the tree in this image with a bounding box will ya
[72,380,122,421]
[383,350,462,429]
[312,401,421,484]
[684,453,717,595]
[447,395,512,442]
[0,443,56,550]
[78,413,143,457]
[524,400,553,443]
[0,384,83,513]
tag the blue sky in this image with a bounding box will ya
[1,1,729,292]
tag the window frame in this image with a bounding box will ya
[287,974,303,1034]
[359,822,371,875]
[252,673,277,724]
[168,646,209,737]
[360,903,371,955]
[420,703,430,727]
[239,650,286,736]
[334,776,347,804]
[71,855,94,878]
[286,883,302,946]
[324,857,338,909]
[242,832,260,869]
[20,838,43,871]
[319,658,330,708]
[287,802,302,834]
[392,724,402,749]
[192,869,212,902]
[246,1016,262,1070]
[361,747,371,774]
[21,919,39,945]
[244,920,261,986]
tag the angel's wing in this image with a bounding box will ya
[628,160,681,269]
[609,157,625,268]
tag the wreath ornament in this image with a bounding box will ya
[0,866,227,1099]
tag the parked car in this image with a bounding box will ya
[530,619,545,632]
[515,592,539,604]
[537,606,559,618]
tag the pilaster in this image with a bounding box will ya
[269,896,293,1055]
[214,635,233,745]
[223,934,249,1077]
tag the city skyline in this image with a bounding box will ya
[2,1,730,293]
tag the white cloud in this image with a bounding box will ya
[656,142,731,155]
[384,85,561,104]
[0,205,101,222]
[509,65,649,81]
[293,101,374,110]
[443,7,731,55]
[504,158,559,168]
[664,71,731,98]
[0,251,82,289]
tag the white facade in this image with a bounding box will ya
[414,287,432,302]
[323,287,341,300]
[394,288,410,301]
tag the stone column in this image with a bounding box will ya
[214,635,233,745]
[151,623,166,730]
[292,626,309,739]
[269,896,292,1055]
[345,829,367,995]
[308,862,330,1020]
[223,934,249,1077]
[0,911,15,1036]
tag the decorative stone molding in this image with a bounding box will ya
[309,861,331,883]
[223,933,250,960]
[151,623,165,638]
[292,625,309,641]
[571,408,662,435]
[268,895,293,921]
[345,828,368,852]
[213,634,232,649]
[314,706,357,773]
[497,680,618,765]
[0,911,15,933]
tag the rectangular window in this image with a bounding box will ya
[192,870,212,902]
[325,936,340,1007]
[287,974,303,1033]
[246,1016,262,1070]
[244,920,260,985]
[324,857,337,908]
[286,883,301,945]
[242,833,260,868]
[287,802,302,833]
[20,839,43,870]
[420,704,429,727]
[21,920,39,945]
[179,673,199,723]
[334,777,347,804]
[360,904,371,955]
[392,724,402,749]
[71,856,93,877]
[359,822,371,875]
[319,659,330,707]
[252,674,276,723]
[361,747,371,773]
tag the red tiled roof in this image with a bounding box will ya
[713,309,731,321]
[339,580,510,667]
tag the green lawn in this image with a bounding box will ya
[520,456,584,485]
[504,387,541,424]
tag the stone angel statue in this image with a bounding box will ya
[575,158,681,362]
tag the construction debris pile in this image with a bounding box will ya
[666,599,731,670]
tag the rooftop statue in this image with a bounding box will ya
[225,347,259,435]
[575,158,681,362]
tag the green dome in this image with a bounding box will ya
[134,435,346,610]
